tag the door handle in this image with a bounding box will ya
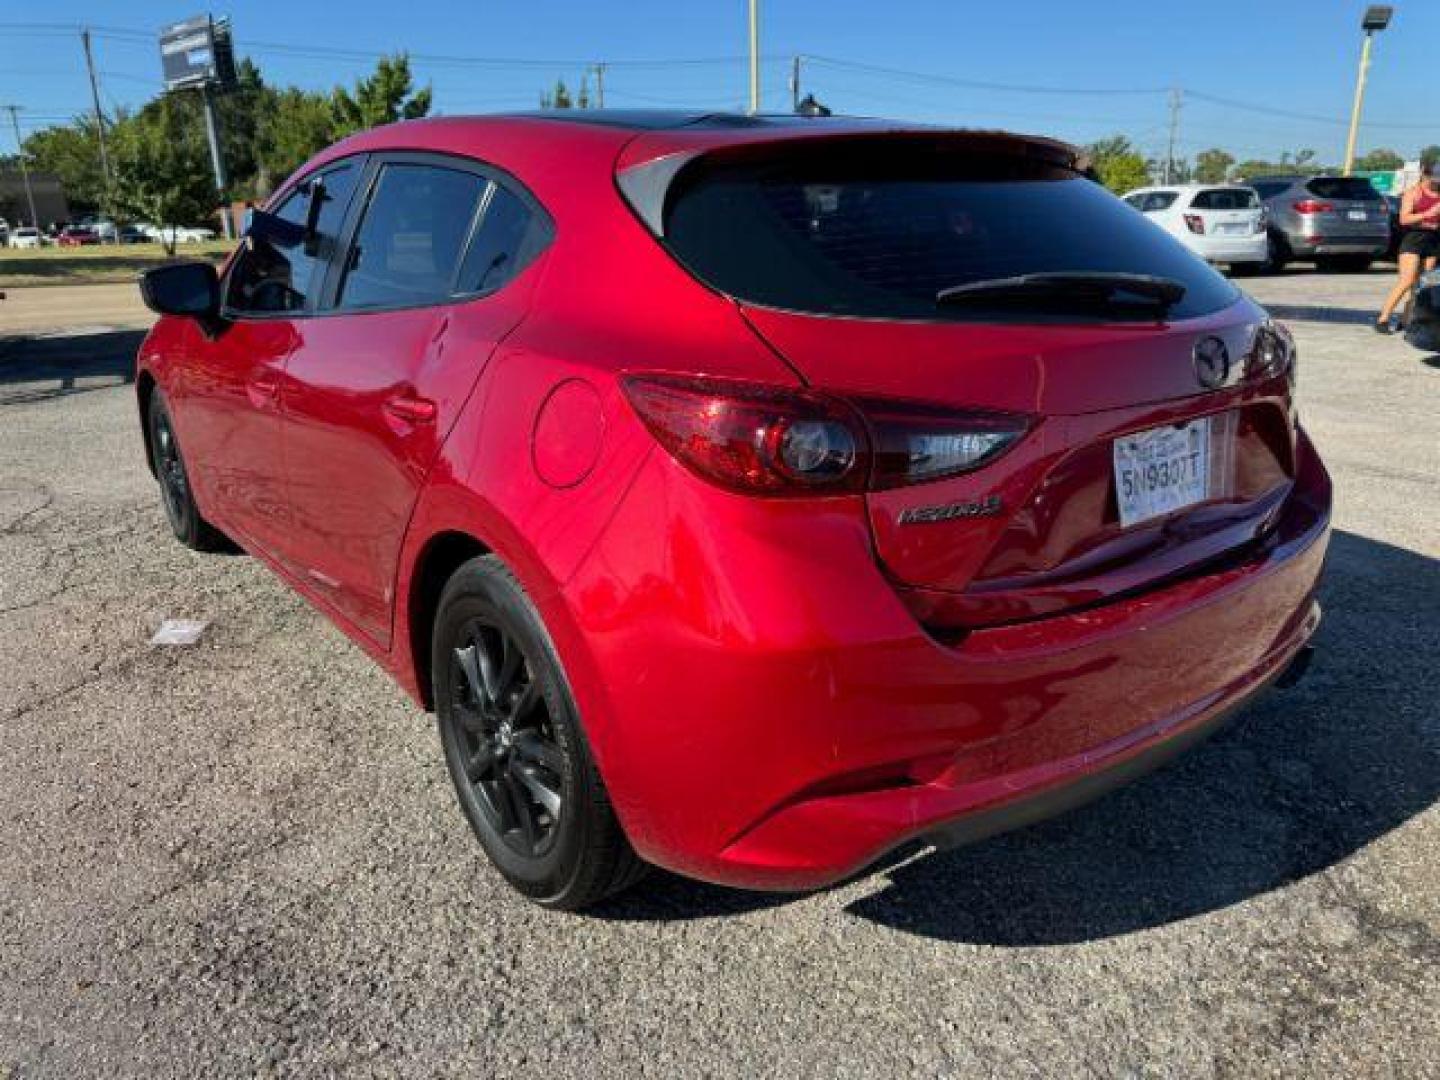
[382,393,437,426]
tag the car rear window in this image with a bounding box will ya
[1190,188,1259,210]
[664,148,1238,323]
[1306,177,1382,202]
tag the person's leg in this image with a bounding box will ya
[1377,252,1420,327]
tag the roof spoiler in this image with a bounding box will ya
[616,129,1091,238]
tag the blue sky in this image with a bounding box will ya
[2,1,1435,165]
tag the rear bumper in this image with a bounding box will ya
[1288,231,1388,256]
[563,425,1332,891]
[1192,235,1267,263]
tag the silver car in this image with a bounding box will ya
[1248,174,1389,272]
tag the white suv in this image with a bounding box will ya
[1122,184,1267,271]
[8,226,42,249]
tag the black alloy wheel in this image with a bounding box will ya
[146,390,230,552]
[433,555,645,909]
[449,617,565,858]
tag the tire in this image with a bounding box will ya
[146,390,231,552]
[1259,232,1290,275]
[432,555,646,910]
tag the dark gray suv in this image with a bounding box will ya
[1249,175,1389,272]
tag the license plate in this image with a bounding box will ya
[1347,209,1368,221]
[1215,222,1246,235]
[1113,419,1211,528]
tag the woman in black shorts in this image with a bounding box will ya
[1376,162,1440,333]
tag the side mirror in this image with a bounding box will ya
[139,261,224,337]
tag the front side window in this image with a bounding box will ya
[337,163,487,310]
[226,162,358,315]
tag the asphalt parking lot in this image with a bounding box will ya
[1,270,1436,1077]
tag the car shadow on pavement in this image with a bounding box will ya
[0,328,143,405]
[843,529,1438,944]
[1261,303,1381,326]
[595,530,1439,939]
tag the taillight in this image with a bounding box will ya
[1183,214,1205,235]
[621,374,1030,496]
[1247,320,1296,385]
[860,399,1029,489]
[1292,200,1333,214]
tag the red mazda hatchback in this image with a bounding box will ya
[136,112,1330,909]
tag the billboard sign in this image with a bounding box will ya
[160,15,237,91]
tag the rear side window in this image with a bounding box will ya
[665,149,1238,323]
[338,163,487,310]
[1141,191,1179,211]
[455,185,539,295]
[1306,177,1382,202]
[1190,188,1260,210]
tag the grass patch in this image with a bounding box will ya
[0,241,235,288]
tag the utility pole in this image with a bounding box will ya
[790,55,801,113]
[592,63,606,109]
[199,84,231,238]
[1164,87,1182,184]
[80,28,115,234]
[747,0,760,114]
[2,105,40,229]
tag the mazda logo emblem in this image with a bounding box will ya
[1193,336,1231,390]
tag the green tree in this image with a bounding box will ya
[1420,145,1440,169]
[23,121,107,214]
[1194,148,1235,184]
[255,87,336,194]
[331,54,432,137]
[110,96,219,254]
[540,78,574,109]
[1355,148,1404,172]
[1085,135,1150,194]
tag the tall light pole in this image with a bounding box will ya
[1343,5,1394,176]
[747,0,760,114]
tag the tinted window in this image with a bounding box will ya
[1306,177,1382,202]
[1190,188,1259,210]
[338,163,487,310]
[1143,191,1179,211]
[227,162,358,314]
[666,151,1238,323]
[455,185,537,294]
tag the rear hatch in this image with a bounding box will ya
[1301,176,1386,237]
[635,131,1298,627]
[1184,186,1265,240]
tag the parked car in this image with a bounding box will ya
[1405,267,1440,351]
[8,226,42,249]
[1249,174,1389,271]
[118,225,151,245]
[56,227,101,247]
[0,217,9,245]
[136,113,1330,910]
[1122,184,1267,271]
[1380,193,1402,261]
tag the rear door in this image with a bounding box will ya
[277,153,550,648]
[658,137,1294,621]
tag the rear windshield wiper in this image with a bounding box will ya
[936,272,1187,314]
